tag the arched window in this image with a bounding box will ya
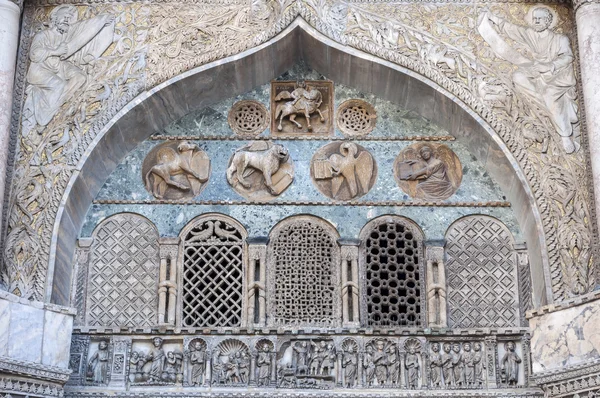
[360,216,424,327]
[179,214,247,327]
[86,213,159,327]
[445,215,519,328]
[267,215,340,327]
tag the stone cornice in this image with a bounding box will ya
[573,0,600,11]
[526,290,600,319]
[0,356,72,384]
[532,358,600,385]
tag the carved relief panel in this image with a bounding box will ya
[228,100,270,137]
[271,80,334,136]
[445,216,519,328]
[142,141,211,200]
[311,142,377,201]
[336,99,377,137]
[393,143,462,201]
[359,216,425,327]
[212,339,251,386]
[85,213,160,327]
[276,338,337,389]
[267,216,341,327]
[226,141,294,201]
[179,215,247,328]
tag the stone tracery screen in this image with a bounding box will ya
[86,213,160,327]
[445,216,519,328]
[360,216,424,327]
[267,216,341,327]
[181,216,246,327]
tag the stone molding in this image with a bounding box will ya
[526,290,600,318]
[573,0,600,11]
[533,358,600,397]
[0,356,72,383]
[0,377,64,397]
[0,290,76,316]
[533,358,600,385]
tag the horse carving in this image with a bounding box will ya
[274,82,325,131]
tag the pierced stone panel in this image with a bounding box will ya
[336,99,377,137]
[181,215,246,328]
[445,216,519,328]
[86,214,160,327]
[359,216,424,328]
[228,100,270,137]
[267,216,341,327]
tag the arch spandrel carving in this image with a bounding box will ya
[1,0,596,309]
[266,215,341,328]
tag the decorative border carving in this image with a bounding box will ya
[573,0,600,11]
[533,358,600,397]
[148,135,456,141]
[0,377,64,398]
[0,356,72,383]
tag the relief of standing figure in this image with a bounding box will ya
[342,344,358,388]
[404,340,421,389]
[87,340,109,384]
[189,340,206,386]
[473,342,485,386]
[429,343,443,387]
[256,343,272,386]
[146,337,166,382]
[501,342,521,386]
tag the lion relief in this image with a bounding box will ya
[226,141,294,201]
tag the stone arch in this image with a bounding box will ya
[444,215,519,328]
[359,215,425,328]
[177,213,248,328]
[266,214,341,327]
[85,212,160,327]
[43,19,550,308]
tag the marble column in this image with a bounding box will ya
[575,0,600,236]
[0,0,20,241]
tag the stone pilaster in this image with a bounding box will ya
[575,0,600,238]
[0,0,20,249]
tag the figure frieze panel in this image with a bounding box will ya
[228,100,270,137]
[277,338,337,389]
[271,80,334,136]
[429,340,487,389]
[341,338,359,388]
[185,338,207,387]
[212,339,250,386]
[255,339,275,387]
[311,142,377,201]
[364,338,399,388]
[142,141,211,200]
[394,143,462,201]
[226,141,294,201]
[498,341,523,387]
[336,99,377,137]
[403,338,422,389]
[129,337,183,386]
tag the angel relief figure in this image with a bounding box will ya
[394,144,462,201]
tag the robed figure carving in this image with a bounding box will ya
[25,5,115,131]
[274,81,325,131]
[478,7,579,153]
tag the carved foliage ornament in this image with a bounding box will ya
[311,142,377,201]
[394,143,462,201]
[271,80,334,136]
[226,141,294,201]
[336,99,377,137]
[228,100,270,137]
[142,141,210,200]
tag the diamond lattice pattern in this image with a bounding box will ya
[271,220,337,327]
[182,220,244,327]
[86,214,159,327]
[446,216,518,328]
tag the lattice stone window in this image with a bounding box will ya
[267,216,341,327]
[86,213,160,327]
[359,216,424,327]
[180,215,246,327]
[445,215,519,328]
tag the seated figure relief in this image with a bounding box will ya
[226,141,294,201]
[394,143,462,201]
[311,142,377,201]
[142,141,210,200]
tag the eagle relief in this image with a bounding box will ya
[271,80,334,136]
[311,142,377,201]
[394,143,462,201]
[142,141,211,200]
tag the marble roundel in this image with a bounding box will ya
[228,100,270,137]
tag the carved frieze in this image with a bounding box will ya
[228,100,270,137]
[393,143,462,201]
[185,338,207,387]
[86,340,110,385]
[212,339,250,386]
[311,142,377,201]
[271,80,334,136]
[498,341,523,387]
[142,141,211,200]
[277,338,337,389]
[336,99,377,137]
[226,141,294,201]
[129,337,183,386]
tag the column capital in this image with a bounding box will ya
[573,0,600,12]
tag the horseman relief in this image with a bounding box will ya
[271,80,334,136]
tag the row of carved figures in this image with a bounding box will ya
[78,336,524,389]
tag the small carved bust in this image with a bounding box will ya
[226,141,294,201]
[394,143,462,201]
[311,142,377,201]
[142,141,210,200]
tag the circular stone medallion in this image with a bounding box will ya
[311,142,377,201]
[393,143,462,201]
[336,99,377,137]
[142,141,211,200]
[228,100,270,137]
[226,141,294,201]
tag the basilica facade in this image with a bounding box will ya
[0,0,599,397]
